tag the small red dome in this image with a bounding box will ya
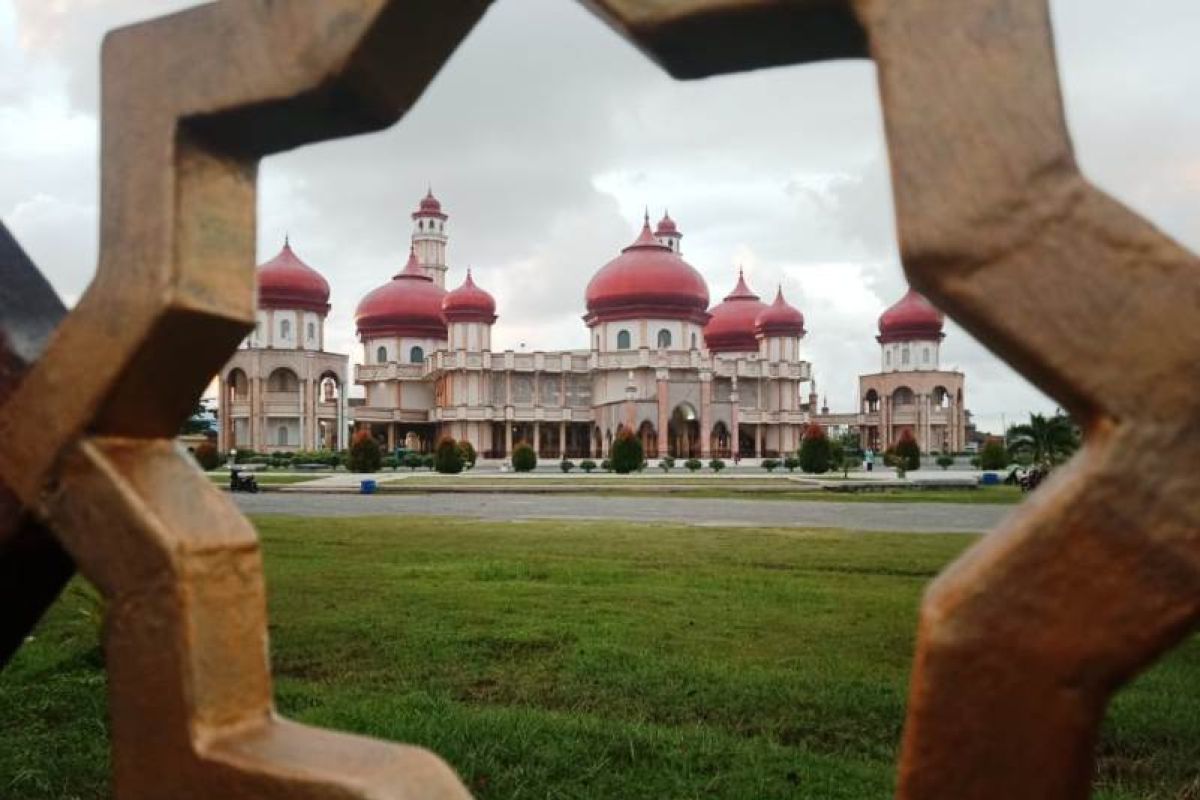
[877,288,944,343]
[584,217,709,326]
[655,211,678,235]
[704,270,768,353]
[442,269,497,324]
[755,287,806,338]
[257,240,330,314]
[355,249,448,340]
[412,188,447,220]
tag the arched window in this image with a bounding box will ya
[280,319,291,341]
[595,335,600,350]
[267,368,299,393]
[419,220,424,230]
[885,350,892,366]
[901,346,910,365]
[690,332,697,349]
[376,346,387,363]
[410,345,424,363]
[307,322,315,342]
[657,329,672,349]
[277,426,288,446]
[923,347,930,364]
[616,330,631,350]
[893,386,915,406]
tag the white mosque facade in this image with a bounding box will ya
[216,191,965,460]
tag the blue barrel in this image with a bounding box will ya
[980,472,1000,486]
[360,479,377,495]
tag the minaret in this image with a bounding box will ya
[411,188,449,288]
[655,210,682,254]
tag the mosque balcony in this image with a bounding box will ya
[712,359,810,380]
[227,400,250,415]
[355,363,427,382]
[737,410,809,425]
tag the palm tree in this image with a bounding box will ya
[1006,412,1079,467]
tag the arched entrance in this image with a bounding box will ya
[711,421,731,459]
[669,404,700,458]
[637,420,658,459]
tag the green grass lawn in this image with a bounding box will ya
[2,516,1196,798]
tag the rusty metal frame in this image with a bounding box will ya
[3,1,1197,798]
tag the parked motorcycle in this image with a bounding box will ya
[229,468,259,493]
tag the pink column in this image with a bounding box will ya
[656,377,668,457]
[700,377,712,458]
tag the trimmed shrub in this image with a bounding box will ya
[421,454,435,470]
[327,452,342,470]
[402,452,423,471]
[192,441,220,471]
[580,459,597,473]
[783,456,800,473]
[659,456,675,473]
[799,426,832,474]
[979,440,1008,470]
[709,458,725,472]
[381,455,399,471]
[435,436,464,474]
[969,455,982,468]
[347,429,382,473]
[512,444,537,472]
[684,458,702,472]
[457,440,477,470]
[610,429,644,474]
[762,458,780,473]
[892,430,921,472]
[560,459,575,473]
[936,454,955,470]
[600,459,612,472]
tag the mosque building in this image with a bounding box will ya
[216,190,966,460]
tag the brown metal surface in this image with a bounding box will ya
[3,0,1196,798]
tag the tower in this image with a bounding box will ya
[655,210,682,254]
[442,269,497,352]
[411,188,449,288]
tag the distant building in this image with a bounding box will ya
[216,241,349,453]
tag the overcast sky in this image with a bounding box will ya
[4,1,1200,433]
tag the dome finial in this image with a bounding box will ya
[284,232,289,248]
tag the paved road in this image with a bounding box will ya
[232,491,1009,533]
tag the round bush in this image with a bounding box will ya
[434,436,464,474]
[799,426,832,474]
[347,429,382,473]
[512,444,537,472]
[783,456,800,473]
[192,441,220,471]
[421,454,435,470]
[600,459,612,472]
[762,458,779,473]
[708,458,725,472]
[659,456,675,472]
[580,459,597,473]
[978,440,1008,470]
[402,452,423,471]
[457,440,477,469]
[560,459,575,473]
[936,454,955,470]
[892,430,921,472]
[684,458,702,472]
[610,430,644,474]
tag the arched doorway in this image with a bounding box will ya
[637,420,658,459]
[669,404,700,458]
[711,421,731,458]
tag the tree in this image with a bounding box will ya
[892,429,921,472]
[708,458,725,472]
[762,459,779,473]
[1006,412,1079,467]
[180,399,216,435]
[512,443,537,472]
[936,454,955,470]
[434,436,464,474]
[347,429,382,473]
[659,456,675,473]
[402,452,423,471]
[457,440,477,470]
[580,459,597,473]
[783,456,800,473]
[684,458,702,472]
[798,426,832,474]
[979,440,1009,470]
[610,429,644,474]
[192,441,220,471]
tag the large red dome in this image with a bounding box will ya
[442,269,496,324]
[878,288,944,343]
[257,240,330,314]
[584,218,709,326]
[355,249,447,340]
[704,270,768,353]
[755,287,806,338]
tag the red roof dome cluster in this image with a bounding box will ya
[585,216,709,326]
[703,270,768,353]
[754,287,806,338]
[413,188,447,220]
[355,249,447,340]
[655,211,678,235]
[442,270,497,324]
[877,288,944,343]
[257,240,330,314]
